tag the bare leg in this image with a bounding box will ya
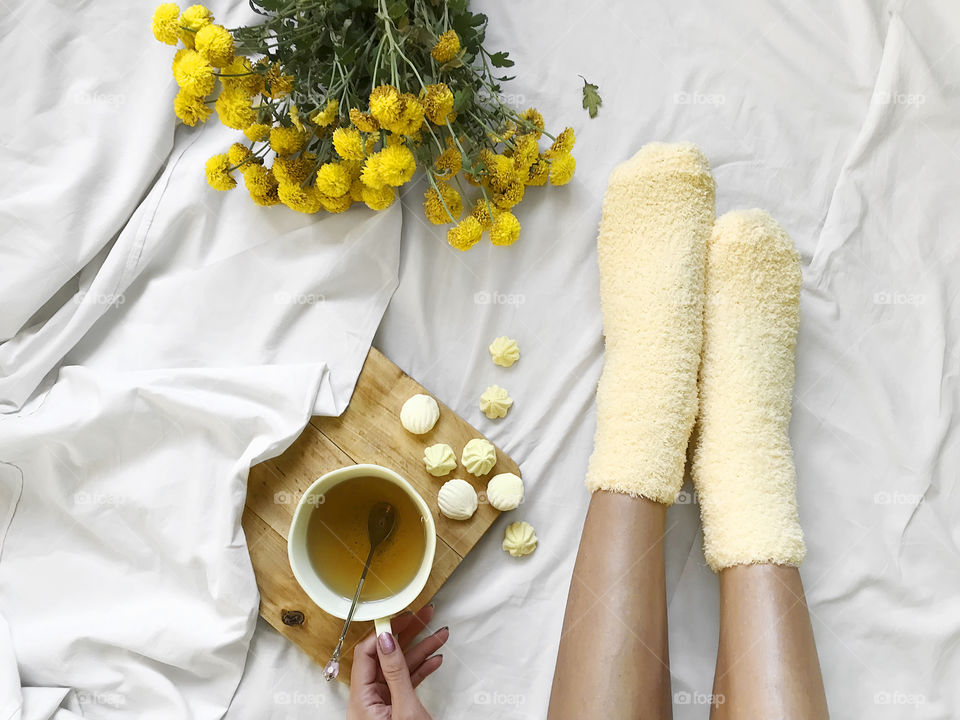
[549,491,672,720]
[710,564,828,719]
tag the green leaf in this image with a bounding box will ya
[453,87,473,112]
[581,76,602,118]
[489,51,513,68]
[387,0,406,20]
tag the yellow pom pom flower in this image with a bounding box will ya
[244,123,271,142]
[512,134,539,172]
[421,84,455,125]
[220,57,263,96]
[215,89,255,130]
[446,216,482,251]
[320,193,353,213]
[490,210,521,246]
[376,145,416,187]
[273,153,316,185]
[205,154,236,191]
[547,127,575,157]
[431,30,460,63]
[310,99,339,127]
[227,142,255,167]
[173,50,215,97]
[270,126,308,156]
[393,95,424,136]
[278,182,323,213]
[151,3,180,45]
[485,153,517,193]
[173,88,212,126]
[369,85,403,129]
[332,127,365,161]
[493,180,525,209]
[434,146,462,178]
[519,107,545,139]
[471,199,494,230]
[243,165,280,206]
[195,24,234,67]
[264,63,294,98]
[423,184,462,224]
[549,152,576,186]
[316,163,352,198]
[361,184,396,211]
[179,4,213,48]
[360,154,385,190]
[525,156,549,186]
[349,108,379,133]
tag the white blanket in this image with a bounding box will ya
[3,0,959,719]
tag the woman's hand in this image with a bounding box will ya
[347,604,449,719]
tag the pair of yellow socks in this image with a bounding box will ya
[586,142,806,572]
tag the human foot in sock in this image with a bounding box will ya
[693,209,806,570]
[586,142,715,504]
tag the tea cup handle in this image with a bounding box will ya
[374,615,393,638]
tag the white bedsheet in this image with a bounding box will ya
[3,0,959,718]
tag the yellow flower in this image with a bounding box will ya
[360,154,385,190]
[278,182,323,214]
[215,89,255,130]
[369,85,403,129]
[243,165,280,206]
[151,4,180,45]
[273,153,316,185]
[420,84,455,125]
[361,184,395,211]
[316,163,352,197]
[289,105,304,132]
[547,127,575,157]
[195,24,233,67]
[221,56,263,96]
[205,153,236,191]
[173,50,215,97]
[320,193,352,213]
[264,63,294,98]
[173,88,212,126]
[471,198,494,230]
[446,216,482,251]
[519,107,545,139]
[375,145,416,187]
[493,180,525,209]
[227,142,254,167]
[244,122,271,142]
[393,94,424,136]
[179,4,213,48]
[423,183,462,224]
[485,153,517,193]
[332,127,365,161]
[525,156,549,186]
[310,99,339,127]
[549,152,575,186]
[431,30,460,63]
[270,126,308,156]
[511,134,539,172]
[490,210,521,246]
[434,146,461,178]
[349,108,379,133]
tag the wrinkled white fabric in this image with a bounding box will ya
[3,0,960,719]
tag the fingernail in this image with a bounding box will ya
[428,602,435,609]
[378,631,396,653]
[436,625,449,635]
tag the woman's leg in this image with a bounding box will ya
[548,490,671,720]
[711,564,828,719]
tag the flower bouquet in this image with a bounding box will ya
[151,0,585,249]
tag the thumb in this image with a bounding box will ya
[376,631,418,711]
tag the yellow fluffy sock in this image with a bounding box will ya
[693,209,806,571]
[586,143,716,504]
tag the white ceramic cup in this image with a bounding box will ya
[287,463,437,638]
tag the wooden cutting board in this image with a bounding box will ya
[242,347,519,682]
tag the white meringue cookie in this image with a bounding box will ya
[486,472,524,511]
[480,385,513,419]
[437,479,478,520]
[400,394,440,435]
[502,521,537,557]
[423,443,457,477]
[489,336,520,367]
[461,438,496,476]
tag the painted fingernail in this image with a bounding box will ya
[436,626,449,635]
[378,631,396,653]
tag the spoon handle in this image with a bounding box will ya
[324,544,377,680]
